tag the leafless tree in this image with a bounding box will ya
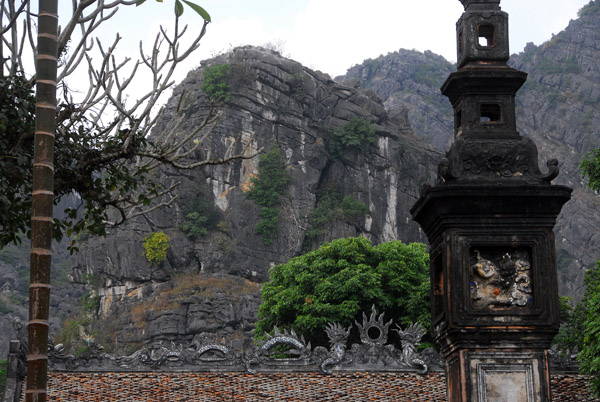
[1,0,260,243]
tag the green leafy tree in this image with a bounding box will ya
[255,237,430,347]
[555,260,600,396]
[143,232,170,266]
[581,148,600,192]
[552,295,575,347]
[576,145,600,395]
[578,261,600,396]
[201,64,231,103]
[245,148,291,245]
[329,117,376,159]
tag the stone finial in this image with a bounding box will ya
[460,0,501,10]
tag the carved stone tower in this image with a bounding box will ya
[410,0,572,400]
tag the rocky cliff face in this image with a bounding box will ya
[68,46,439,352]
[341,1,600,300]
[342,50,456,152]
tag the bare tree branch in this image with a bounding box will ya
[2,0,259,243]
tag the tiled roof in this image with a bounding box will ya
[21,371,597,401]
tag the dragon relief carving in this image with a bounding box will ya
[394,323,428,373]
[116,341,186,369]
[246,327,312,373]
[461,140,531,178]
[319,323,352,374]
[188,337,235,363]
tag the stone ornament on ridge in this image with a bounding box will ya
[394,322,428,373]
[319,322,352,374]
[355,305,392,346]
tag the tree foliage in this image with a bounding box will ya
[143,231,170,266]
[0,75,36,246]
[581,148,600,192]
[245,148,291,245]
[554,260,600,396]
[0,1,258,252]
[255,237,430,347]
[329,117,376,159]
[579,261,600,396]
[201,63,231,103]
[575,144,600,396]
[136,0,211,19]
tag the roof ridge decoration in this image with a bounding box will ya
[3,311,581,380]
[39,307,445,374]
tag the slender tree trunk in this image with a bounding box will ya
[27,1,58,401]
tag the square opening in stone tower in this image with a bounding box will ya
[480,104,501,123]
[477,24,495,47]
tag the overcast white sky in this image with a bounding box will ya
[57,0,591,102]
[106,0,589,74]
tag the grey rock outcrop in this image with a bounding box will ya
[69,46,439,352]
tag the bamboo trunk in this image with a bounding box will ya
[27,1,58,401]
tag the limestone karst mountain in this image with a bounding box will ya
[63,46,439,352]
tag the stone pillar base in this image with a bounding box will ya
[446,349,551,402]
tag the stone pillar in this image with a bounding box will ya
[410,1,571,401]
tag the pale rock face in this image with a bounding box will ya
[382,170,398,242]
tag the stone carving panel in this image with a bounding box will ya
[462,140,531,178]
[469,248,533,310]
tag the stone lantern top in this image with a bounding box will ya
[456,0,508,68]
[432,0,561,184]
[459,0,501,11]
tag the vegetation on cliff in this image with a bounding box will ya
[143,232,171,266]
[0,358,7,398]
[181,195,222,239]
[201,63,232,103]
[329,117,376,159]
[305,187,370,242]
[581,149,600,192]
[245,148,291,245]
